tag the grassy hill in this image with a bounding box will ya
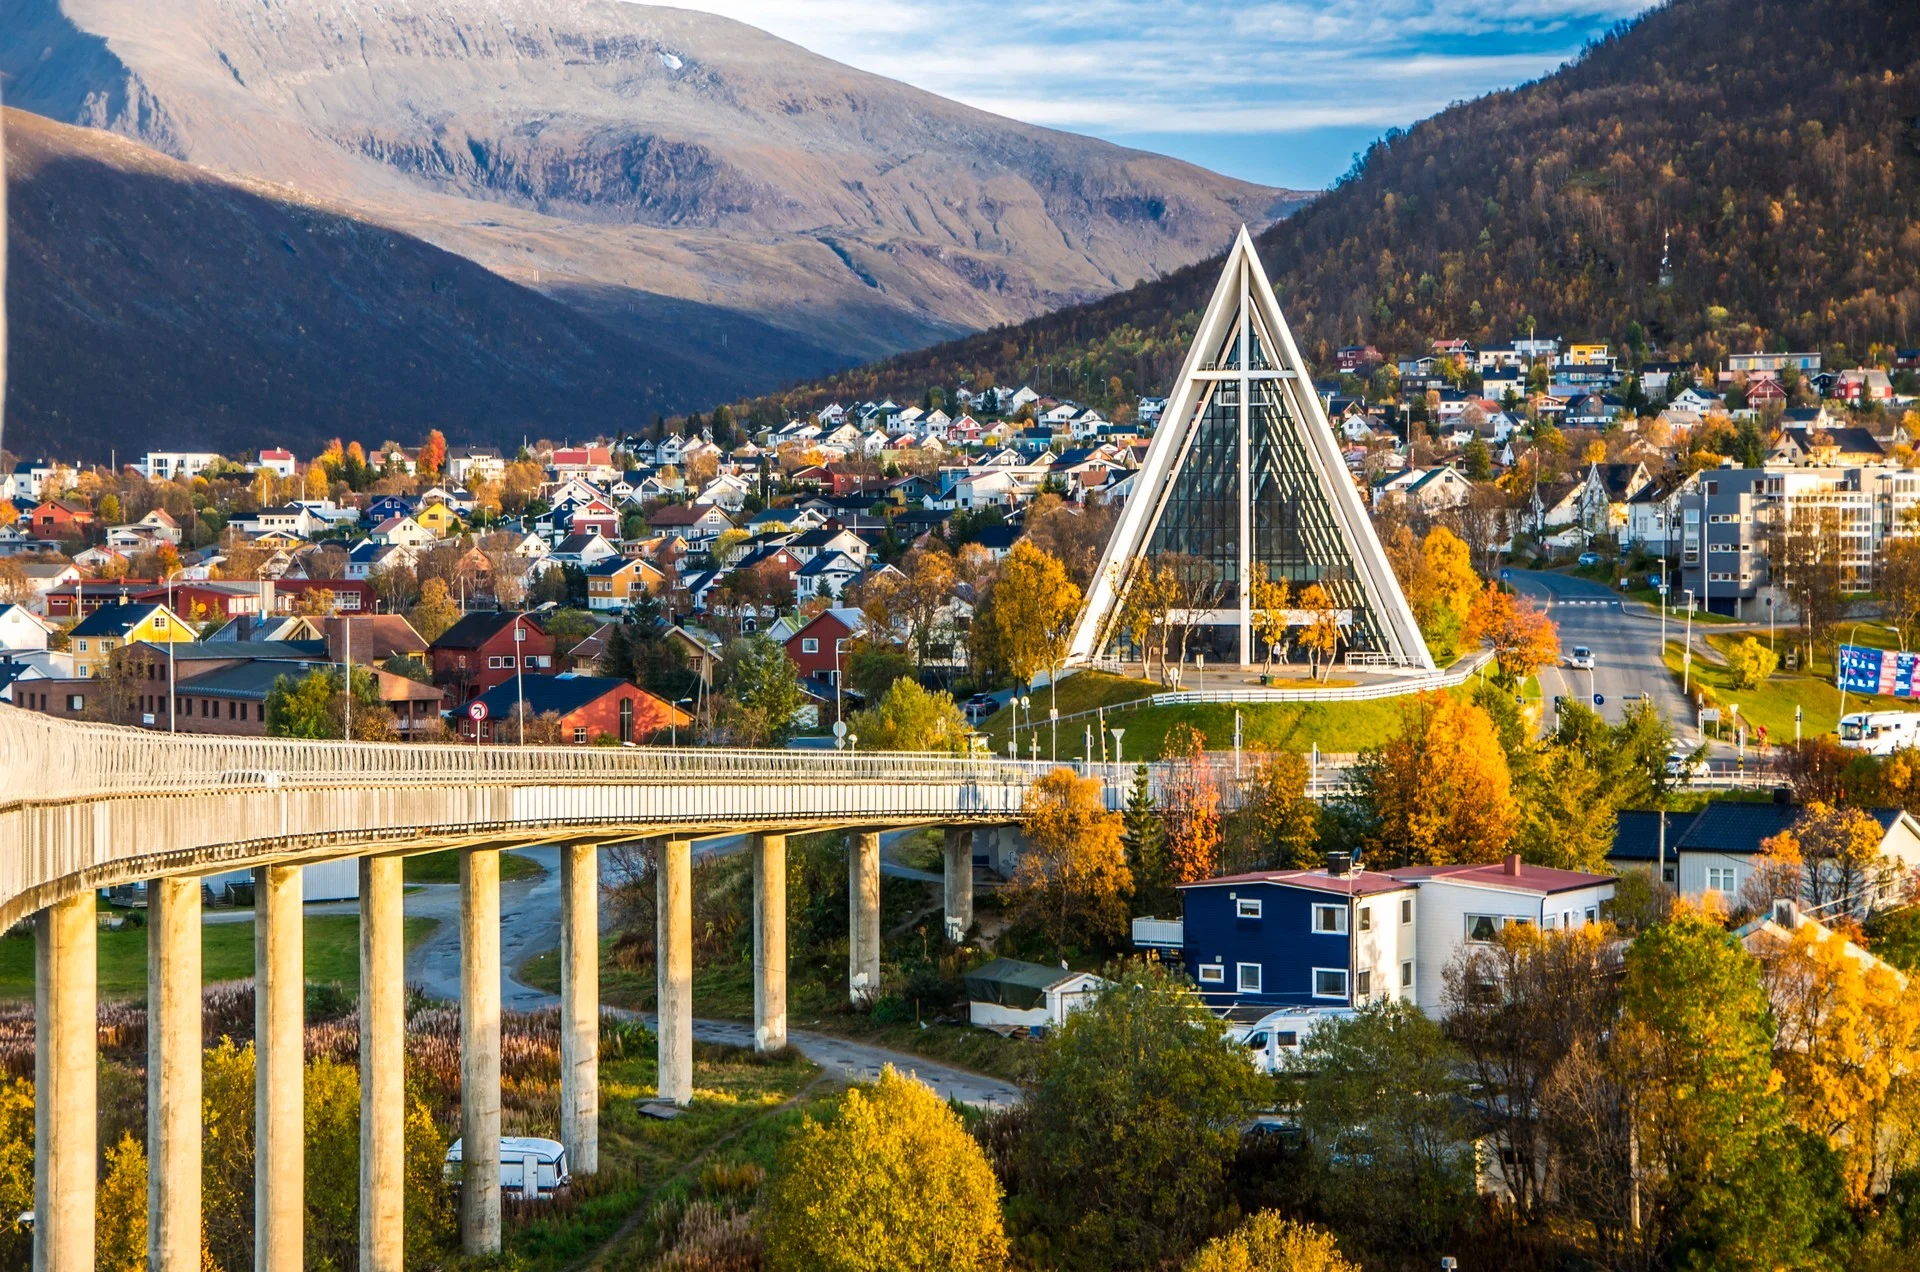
[743,0,1920,418]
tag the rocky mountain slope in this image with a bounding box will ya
[1,107,730,458]
[1,0,1306,392]
[753,0,1920,416]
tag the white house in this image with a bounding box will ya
[963,958,1107,1031]
[0,603,55,652]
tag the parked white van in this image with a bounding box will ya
[1837,711,1920,756]
[445,1137,571,1199]
[1228,1007,1355,1074]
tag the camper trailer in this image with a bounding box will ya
[445,1137,571,1199]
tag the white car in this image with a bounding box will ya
[1565,646,1595,670]
[1666,752,1709,780]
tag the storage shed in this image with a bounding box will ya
[963,958,1106,1030]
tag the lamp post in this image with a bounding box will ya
[1682,589,1694,696]
[164,566,187,733]
[1110,727,1125,769]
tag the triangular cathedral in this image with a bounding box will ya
[1068,228,1433,670]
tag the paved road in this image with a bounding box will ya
[1506,569,1697,740]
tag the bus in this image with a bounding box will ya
[1836,710,1920,755]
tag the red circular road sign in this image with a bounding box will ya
[467,701,489,722]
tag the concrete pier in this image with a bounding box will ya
[460,848,502,1255]
[559,843,599,1175]
[943,827,974,941]
[359,856,406,1271]
[849,830,882,1004]
[752,833,787,1052]
[255,864,305,1272]
[148,877,202,1272]
[656,837,693,1105]
[33,894,95,1272]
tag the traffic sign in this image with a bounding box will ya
[467,701,488,722]
[832,720,848,739]
[1593,693,1605,707]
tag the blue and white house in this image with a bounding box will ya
[1175,856,1617,1019]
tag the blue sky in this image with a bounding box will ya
[666,0,1652,190]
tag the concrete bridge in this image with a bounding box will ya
[2,710,1167,1271]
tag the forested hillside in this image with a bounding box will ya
[747,0,1920,416]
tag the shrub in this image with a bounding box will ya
[1727,636,1779,690]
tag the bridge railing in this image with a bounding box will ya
[0,710,1073,804]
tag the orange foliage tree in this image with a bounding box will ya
[1013,768,1133,957]
[1351,692,1518,866]
[1466,584,1560,686]
[1161,723,1222,883]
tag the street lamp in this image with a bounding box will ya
[1110,727,1125,769]
[164,566,188,733]
[1682,589,1695,696]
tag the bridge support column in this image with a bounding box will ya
[752,833,787,1052]
[360,857,406,1271]
[255,863,304,1272]
[849,830,882,1004]
[33,894,95,1272]
[148,877,202,1272]
[943,828,974,942]
[460,848,503,1255]
[657,837,693,1105]
[560,843,599,1175]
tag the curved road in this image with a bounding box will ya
[1506,568,1698,740]
[399,835,1020,1107]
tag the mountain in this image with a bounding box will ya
[0,107,729,458]
[0,0,1308,401]
[751,0,1920,416]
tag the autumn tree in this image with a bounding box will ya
[1754,920,1920,1207]
[1726,635,1778,689]
[1161,723,1221,884]
[0,1079,29,1269]
[1616,911,1824,1269]
[988,541,1082,702]
[1248,572,1291,672]
[407,577,462,642]
[762,1066,1007,1272]
[94,1132,147,1272]
[848,679,970,754]
[418,428,447,479]
[1348,692,1517,866]
[1012,767,1133,956]
[1465,583,1560,685]
[718,634,805,746]
[1234,749,1320,872]
[1295,583,1342,681]
[0,560,31,606]
[1020,961,1266,1270]
[1795,801,1897,916]
[1182,1214,1357,1272]
[1385,524,1482,662]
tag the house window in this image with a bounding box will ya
[76,639,88,653]
[1465,914,1502,943]
[619,699,634,744]
[1586,908,1597,924]
[1355,970,1372,1000]
[67,695,84,712]
[572,727,588,745]
[503,655,516,669]
[1401,960,1414,989]
[1235,897,1261,920]
[228,702,237,720]
[1401,897,1413,925]
[1544,914,1557,931]
[1236,963,1262,994]
[1312,968,1349,999]
[154,615,168,630]
[1197,964,1225,985]
[1358,906,1371,932]
[1707,866,1736,894]
[1662,866,1677,884]
[1312,904,1348,935]
[801,638,819,654]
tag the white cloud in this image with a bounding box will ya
[648,0,1650,176]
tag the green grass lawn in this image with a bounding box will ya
[520,939,1035,1085]
[0,913,438,1000]
[973,669,1157,740]
[1658,634,1882,742]
[403,848,546,884]
[1040,687,1470,761]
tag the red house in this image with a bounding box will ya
[783,608,867,684]
[30,500,97,540]
[429,611,556,703]
[456,674,690,745]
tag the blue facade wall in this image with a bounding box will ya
[1181,881,1351,1011]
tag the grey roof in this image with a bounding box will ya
[1609,809,1700,863]
[177,659,331,700]
[1668,801,1908,857]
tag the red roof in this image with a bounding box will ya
[1179,869,1412,897]
[1384,860,1613,895]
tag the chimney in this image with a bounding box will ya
[1323,851,1353,878]
[1504,854,1522,877]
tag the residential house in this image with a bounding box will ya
[963,959,1106,1030]
[68,602,193,677]
[783,608,867,684]
[549,533,620,569]
[29,500,96,541]
[0,604,55,652]
[454,674,688,745]
[647,503,735,548]
[137,452,224,481]
[586,557,665,611]
[1579,462,1652,535]
[255,448,298,479]
[429,612,556,703]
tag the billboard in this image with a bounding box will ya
[1836,643,1920,698]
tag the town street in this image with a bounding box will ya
[1508,568,1698,739]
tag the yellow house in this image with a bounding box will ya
[69,602,193,678]
[586,557,665,611]
[1564,343,1613,367]
[414,501,464,537]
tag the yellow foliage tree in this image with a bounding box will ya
[408,577,462,643]
[95,1132,148,1272]
[1249,572,1291,671]
[1162,722,1222,883]
[1466,583,1560,685]
[761,1066,1008,1272]
[1183,1212,1359,1272]
[1355,691,1518,865]
[989,541,1082,693]
[0,1078,34,1268]
[1296,583,1342,681]
[1757,921,1920,1206]
[1013,767,1133,955]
